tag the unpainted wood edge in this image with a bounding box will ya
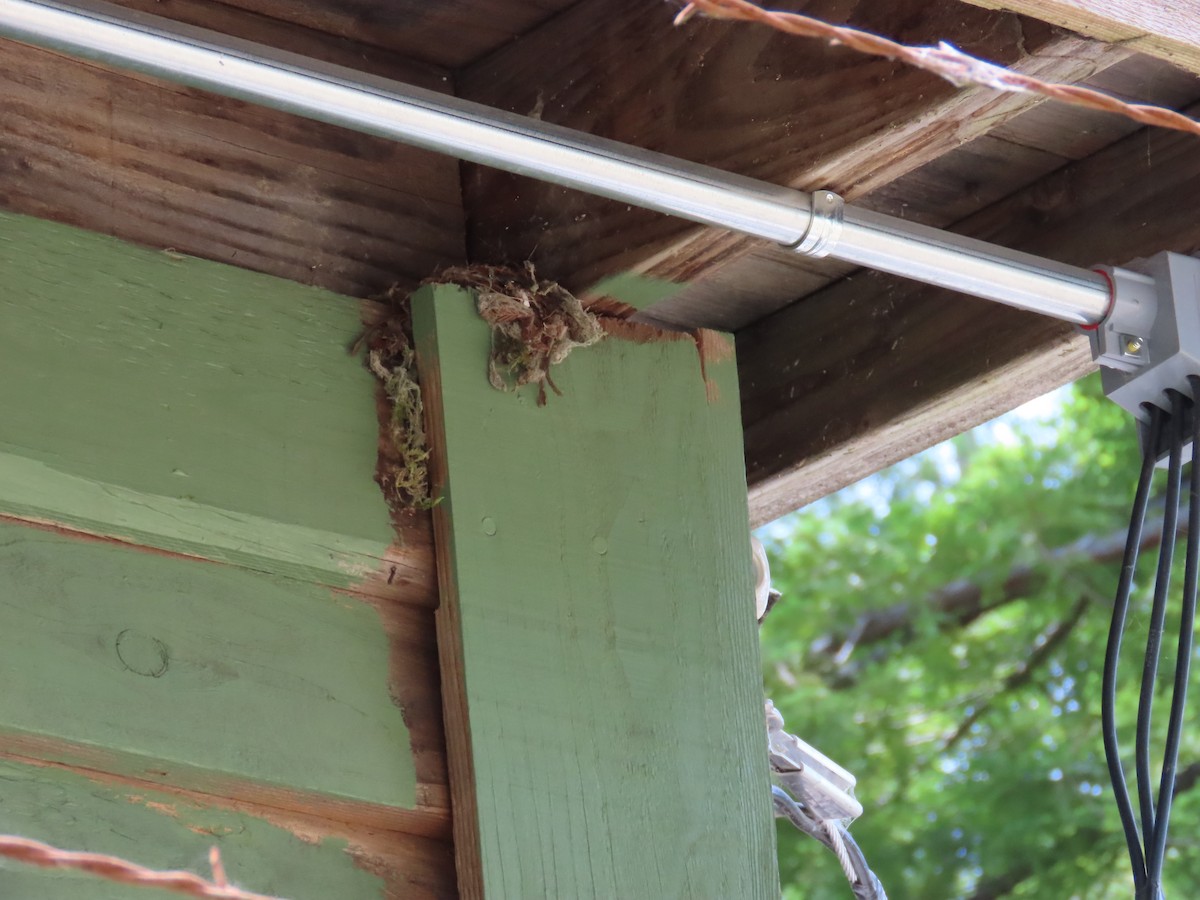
[411,284,485,900]
[746,332,1094,525]
[956,0,1200,77]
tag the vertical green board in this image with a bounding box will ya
[414,286,777,898]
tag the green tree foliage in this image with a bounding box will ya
[761,374,1200,899]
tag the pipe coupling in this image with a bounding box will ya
[793,190,845,258]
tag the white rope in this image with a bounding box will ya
[825,820,858,886]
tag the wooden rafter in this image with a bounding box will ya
[957,0,1200,77]
[458,0,1126,329]
[741,101,1200,524]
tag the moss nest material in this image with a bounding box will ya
[357,297,437,512]
[433,263,605,406]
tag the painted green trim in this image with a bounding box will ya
[414,285,778,898]
[0,211,394,586]
[0,521,415,809]
[0,758,388,899]
[586,272,688,309]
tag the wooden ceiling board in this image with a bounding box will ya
[108,0,455,84]
[457,0,1128,325]
[740,98,1200,523]
[955,0,1200,77]
[639,49,1200,331]
[193,0,581,68]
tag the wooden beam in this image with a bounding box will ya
[413,286,776,898]
[0,34,463,298]
[956,0,1200,77]
[740,105,1200,525]
[459,0,1124,328]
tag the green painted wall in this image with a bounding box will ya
[0,758,385,899]
[0,211,395,586]
[0,521,415,809]
[414,285,778,898]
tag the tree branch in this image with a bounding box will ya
[809,509,1184,677]
[943,594,1091,749]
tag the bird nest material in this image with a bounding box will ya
[433,263,605,406]
[356,296,438,512]
[359,263,727,511]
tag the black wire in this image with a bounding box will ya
[1137,393,1186,852]
[1147,388,1200,892]
[771,786,888,900]
[1104,404,1164,888]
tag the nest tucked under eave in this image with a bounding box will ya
[436,263,606,406]
[357,295,436,512]
[361,263,723,512]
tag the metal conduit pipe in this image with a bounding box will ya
[0,0,1114,327]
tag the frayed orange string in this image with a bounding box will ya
[676,0,1200,138]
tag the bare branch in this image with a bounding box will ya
[943,594,1091,749]
[808,510,1185,678]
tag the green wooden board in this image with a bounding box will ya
[413,285,778,898]
[0,211,395,586]
[0,521,415,810]
[0,758,386,899]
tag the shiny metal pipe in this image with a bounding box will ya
[0,0,814,245]
[0,0,1113,326]
[836,208,1112,326]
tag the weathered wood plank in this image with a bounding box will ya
[107,0,455,83]
[0,755,456,898]
[193,0,576,68]
[740,103,1200,524]
[0,211,431,593]
[459,0,1124,328]
[957,0,1200,76]
[413,285,776,898]
[0,38,463,298]
[0,519,448,836]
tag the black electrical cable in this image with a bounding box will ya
[1147,388,1200,894]
[1136,392,1186,855]
[1104,404,1163,890]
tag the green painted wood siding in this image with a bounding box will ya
[0,210,396,588]
[415,285,779,898]
[0,212,452,897]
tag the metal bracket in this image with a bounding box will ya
[1089,252,1200,462]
